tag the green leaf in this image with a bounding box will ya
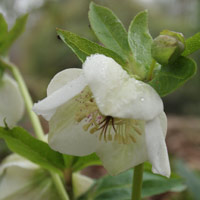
[63,153,101,171]
[128,11,153,79]
[71,153,102,172]
[182,32,200,56]
[0,13,8,40]
[0,58,8,80]
[175,161,200,200]
[0,127,65,173]
[79,170,186,200]
[88,2,131,61]
[149,56,197,97]
[57,29,127,67]
[0,66,4,81]
[0,14,28,54]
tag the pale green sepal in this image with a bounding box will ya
[48,93,99,157]
[160,30,185,45]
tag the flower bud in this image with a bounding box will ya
[151,30,185,65]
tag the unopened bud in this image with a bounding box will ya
[151,30,185,65]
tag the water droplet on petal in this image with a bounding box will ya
[140,97,145,102]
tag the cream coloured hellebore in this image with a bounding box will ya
[0,74,24,127]
[33,54,171,177]
[0,154,93,199]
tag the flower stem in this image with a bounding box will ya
[9,65,45,141]
[131,163,144,200]
[50,171,69,200]
[2,58,70,200]
[147,59,156,81]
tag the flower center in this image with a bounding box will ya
[75,87,144,144]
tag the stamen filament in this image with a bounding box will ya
[75,88,144,144]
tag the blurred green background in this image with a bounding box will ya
[0,0,200,200]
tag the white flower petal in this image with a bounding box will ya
[33,69,86,120]
[0,154,59,200]
[0,154,38,199]
[72,173,94,199]
[96,126,148,176]
[145,112,171,177]
[83,54,163,121]
[0,74,24,127]
[47,68,83,95]
[48,91,99,156]
[0,154,38,175]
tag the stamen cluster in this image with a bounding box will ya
[75,87,144,144]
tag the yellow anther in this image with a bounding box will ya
[129,134,136,143]
[75,89,143,145]
[83,123,92,131]
[134,127,142,135]
[90,127,98,134]
[75,115,85,123]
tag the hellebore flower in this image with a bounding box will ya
[0,154,93,200]
[72,172,94,199]
[33,54,171,177]
[0,74,24,127]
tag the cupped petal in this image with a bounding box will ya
[0,74,24,127]
[145,112,171,177]
[83,54,163,121]
[95,122,148,176]
[0,154,39,199]
[48,90,100,156]
[0,154,59,200]
[0,154,38,176]
[33,69,87,120]
[47,68,83,95]
[72,173,94,199]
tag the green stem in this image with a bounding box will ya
[10,65,45,141]
[2,59,70,200]
[131,164,144,200]
[147,59,156,81]
[50,172,69,200]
